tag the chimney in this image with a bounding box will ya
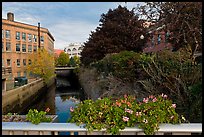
[7,12,14,21]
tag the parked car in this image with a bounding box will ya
[14,76,28,87]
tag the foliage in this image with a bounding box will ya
[69,55,80,67]
[27,49,55,83]
[137,2,202,56]
[68,94,186,135]
[138,49,202,122]
[26,108,52,125]
[88,49,201,122]
[56,51,69,66]
[81,5,147,66]
[92,51,145,82]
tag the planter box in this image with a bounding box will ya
[2,115,58,135]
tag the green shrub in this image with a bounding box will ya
[26,109,52,124]
[68,94,187,135]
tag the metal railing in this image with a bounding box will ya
[2,122,202,135]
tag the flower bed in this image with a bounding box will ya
[68,94,188,135]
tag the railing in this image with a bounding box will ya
[2,122,202,135]
[2,67,12,75]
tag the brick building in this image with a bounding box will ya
[143,24,173,53]
[2,12,55,91]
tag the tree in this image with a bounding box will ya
[56,51,69,66]
[27,49,55,83]
[81,5,147,66]
[69,57,76,67]
[137,2,202,57]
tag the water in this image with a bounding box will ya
[20,76,85,135]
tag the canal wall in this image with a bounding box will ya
[2,77,56,114]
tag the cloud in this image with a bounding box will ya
[2,2,146,50]
[50,20,97,50]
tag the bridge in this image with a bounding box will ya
[55,66,77,70]
[55,66,77,77]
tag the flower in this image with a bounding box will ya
[143,97,149,103]
[115,101,121,107]
[172,104,176,108]
[70,106,74,112]
[143,119,148,124]
[125,108,133,114]
[152,97,157,102]
[149,95,154,99]
[170,116,174,119]
[126,102,132,107]
[122,116,129,122]
[135,112,142,116]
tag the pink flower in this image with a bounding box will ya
[149,95,154,99]
[170,116,174,119]
[126,102,132,107]
[122,116,129,122]
[172,104,176,108]
[125,108,133,114]
[124,94,127,98]
[143,98,149,103]
[163,94,167,98]
[115,101,121,107]
[152,97,157,102]
[70,106,74,112]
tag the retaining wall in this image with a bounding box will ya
[2,77,56,114]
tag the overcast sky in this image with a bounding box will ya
[2,2,144,50]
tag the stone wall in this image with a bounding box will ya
[2,77,56,114]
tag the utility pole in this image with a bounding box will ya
[38,22,40,49]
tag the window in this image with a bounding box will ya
[67,49,71,52]
[165,31,170,43]
[28,34,32,42]
[17,72,21,77]
[22,32,26,41]
[33,45,37,52]
[22,44,26,52]
[158,34,161,44]
[16,43,21,52]
[17,59,20,67]
[40,36,44,43]
[6,30,10,39]
[28,59,31,65]
[23,59,26,66]
[16,32,20,40]
[33,35,37,42]
[6,42,11,51]
[2,29,4,38]
[24,71,27,77]
[28,45,32,52]
[7,59,11,67]
[2,42,4,52]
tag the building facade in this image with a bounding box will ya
[64,42,84,58]
[2,12,55,91]
[143,23,173,53]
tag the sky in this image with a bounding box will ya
[2,2,144,50]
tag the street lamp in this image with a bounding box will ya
[140,34,144,40]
